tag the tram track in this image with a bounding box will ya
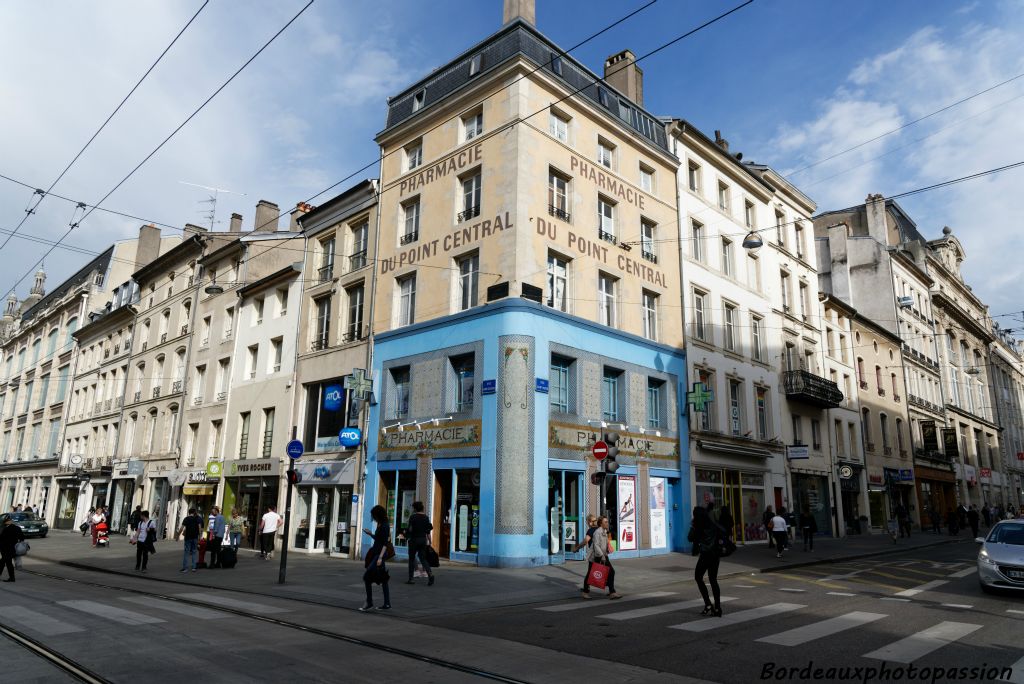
[23,566,531,684]
[0,620,111,684]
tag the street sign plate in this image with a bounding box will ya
[285,439,304,459]
[592,440,608,460]
[481,379,496,395]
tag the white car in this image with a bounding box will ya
[977,520,1024,593]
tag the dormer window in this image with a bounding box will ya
[469,53,482,77]
[412,89,425,112]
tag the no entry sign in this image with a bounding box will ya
[592,440,608,460]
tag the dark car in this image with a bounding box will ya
[10,511,49,538]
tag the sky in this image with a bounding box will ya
[1,0,1022,320]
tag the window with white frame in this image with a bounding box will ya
[602,368,622,421]
[405,140,423,171]
[469,53,482,77]
[398,274,416,326]
[547,253,568,312]
[721,237,733,277]
[246,345,258,380]
[640,219,656,262]
[460,172,481,221]
[691,219,704,262]
[647,378,664,429]
[346,284,364,342]
[744,199,755,229]
[270,337,283,373]
[639,164,654,193]
[756,386,769,440]
[792,415,803,445]
[550,355,571,414]
[717,181,730,213]
[775,210,786,246]
[598,273,617,327]
[598,196,615,240]
[412,89,425,112]
[692,289,708,341]
[314,296,331,349]
[462,111,483,141]
[548,169,570,220]
[724,303,737,351]
[687,160,701,193]
[597,139,614,168]
[696,368,715,431]
[549,111,569,142]
[457,253,479,311]
[402,199,420,243]
[642,290,658,340]
[747,253,760,288]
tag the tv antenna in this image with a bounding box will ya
[179,181,246,230]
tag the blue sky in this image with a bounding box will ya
[1,0,1022,316]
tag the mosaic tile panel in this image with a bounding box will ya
[628,373,646,427]
[579,359,601,417]
[417,453,433,509]
[495,335,535,535]
[412,358,444,417]
[637,462,651,550]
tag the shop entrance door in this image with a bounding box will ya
[313,487,353,553]
[548,470,583,561]
[432,469,453,558]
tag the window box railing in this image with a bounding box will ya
[641,250,658,264]
[216,391,227,402]
[133,391,141,403]
[349,251,367,271]
[181,325,188,336]
[317,265,334,283]
[311,337,329,352]
[272,364,281,373]
[900,449,908,458]
[104,399,112,411]
[342,328,365,343]
[152,387,161,399]
[866,442,875,452]
[94,401,102,414]
[883,446,893,456]
[783,369,844,408]
[160,333,167,343]
[193,396,203,406]
[116,396,123,408]
[399,231,418,245]
[598,229,617,245]
[172,380,183,393]
[103,350,110,359]
[548,205,571,222]
[141,342,148,351]
[187,276,194,287]
[457,206,481,223]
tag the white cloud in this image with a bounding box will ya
[766,8,1024,315]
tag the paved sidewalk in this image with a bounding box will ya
[24,528,968,619]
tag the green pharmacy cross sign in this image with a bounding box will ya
[344,368,374,400]
[687,381,714,414]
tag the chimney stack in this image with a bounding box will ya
[253,200,280,233]
[864,193,888,246]
[289,202,316,231]
[229,213,243,232]
[604,50,643,106]
[503,0,535,25]
[714,130,729,153]
[135,224,162,270]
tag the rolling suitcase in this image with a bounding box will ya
[219,546,238,569]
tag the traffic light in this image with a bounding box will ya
[286,469,302,485]
[603,432,620,474]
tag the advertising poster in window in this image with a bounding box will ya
[305,380,347,452]
[649,477,667,548]
[617,475,637,551]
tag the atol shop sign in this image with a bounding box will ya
[323,385,343,412]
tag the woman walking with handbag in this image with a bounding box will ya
[360,505,392,611]
[404,501,434,586]
[1,514,25,582]
[135,511,156,573]
[581,516,621,600]
[692,505,724,617]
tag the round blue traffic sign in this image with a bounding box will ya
[285,439,304,459]
[339,427,362,448]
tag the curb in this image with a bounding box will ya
[758,537,969,573]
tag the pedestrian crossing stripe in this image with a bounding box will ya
[757,612,887,646]
[863,621,981,664]
[597,597,738,621]
[58,600,165,626]
[535,591,675,612]
[670,602,804,632]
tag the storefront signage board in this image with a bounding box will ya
[226,460,278,477]
[548,421,677,460]
[379,420,481,453]
[921,421,939,451]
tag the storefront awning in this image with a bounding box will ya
[183,484,217,495]
[697,439,773,459]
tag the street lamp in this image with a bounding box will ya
[204,280,224,295]
[965,367,981,376]
[742,231,763,250]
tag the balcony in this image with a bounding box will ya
[641,250,658,264]
[349,251,367,271]
[548,205,571,222]
[783,369,844,408]
[457,205,481,223]
[399,231,418,246]
[317,265,334,284]
[598,229,617,245]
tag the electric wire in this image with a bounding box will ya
[0,1,210,253]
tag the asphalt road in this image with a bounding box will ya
[415,541,1024,683]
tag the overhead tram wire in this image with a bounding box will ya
[0,0,210,253]
[785,70,1024,178]
[0,0,661,298]
[3,0,315,301]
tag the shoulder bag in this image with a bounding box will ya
[14,541,29,556]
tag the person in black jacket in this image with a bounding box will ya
[404,501,434,585]
[360,505,391,611]
[1,514,25,582]
[691,505,724,617]
[799,507,818,551]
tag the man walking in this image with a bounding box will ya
[770,508,789,559]
[129,505,142,533]
[178,508,203,573]
[894,503,911,538]
[967,505,980,538]
[208,507,226,569]
[258,505,282,560]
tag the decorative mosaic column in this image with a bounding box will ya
[495,336,534,535]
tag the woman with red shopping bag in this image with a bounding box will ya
[581,516,621,600]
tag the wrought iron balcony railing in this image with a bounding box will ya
[783,369,844,409]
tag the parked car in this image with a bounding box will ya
[10,511,49,538]
[977,520,1024,593]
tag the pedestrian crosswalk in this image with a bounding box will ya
[0,592,291,637]
[533,594,1001,665]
